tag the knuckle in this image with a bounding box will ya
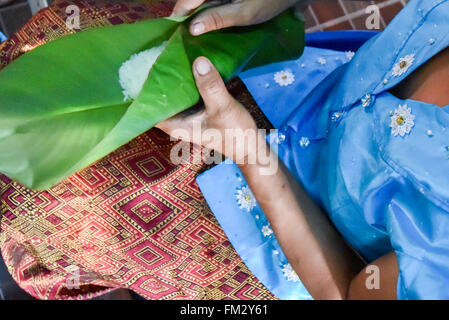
[207,11,226,30]
[204,78,224,96]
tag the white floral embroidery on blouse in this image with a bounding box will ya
[262,225,273,237]
[274,70,295,87]
[390,104,415,137]
[392,54,415,76]
[281,263,300,282]
[275,132,286,144]
[317,57,327,65]
[236,186,257,212]
[299,136,310,148]
[345,51,355,61]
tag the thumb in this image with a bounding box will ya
[172,0,207,17]
[190,3,245,35]
[192,57,234,116]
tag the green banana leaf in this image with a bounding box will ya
[0,7,304,190]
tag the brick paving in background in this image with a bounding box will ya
[304,0,408,32]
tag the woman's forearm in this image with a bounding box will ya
[238,138,365,299]
[159,52,398,299]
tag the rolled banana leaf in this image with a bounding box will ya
[0,7,304,190]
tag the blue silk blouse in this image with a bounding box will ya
[197,0,449,300]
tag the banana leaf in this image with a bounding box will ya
[0,7,304,190]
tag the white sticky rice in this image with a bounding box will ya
[119,41,167,101]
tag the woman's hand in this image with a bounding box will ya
[156,57,258,162]
[172,0,305,36]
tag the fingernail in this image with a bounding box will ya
[191,22,205,35]
[195,58,211,76]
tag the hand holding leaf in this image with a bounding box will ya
[0,5,304,190]
[173,0,305,35]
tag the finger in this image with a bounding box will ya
[192,57,234,116]
[155,117,190,140]
[156,117,195,142]
[172,0,207,17]
[190,3,246,35]
[156,108,205,136]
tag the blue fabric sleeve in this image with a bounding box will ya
[197,162,313,300]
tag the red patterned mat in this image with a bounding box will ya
[0,0,276,300]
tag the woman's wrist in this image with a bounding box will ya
[235,136,279,177]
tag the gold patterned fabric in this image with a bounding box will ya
[0,0,276,300]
